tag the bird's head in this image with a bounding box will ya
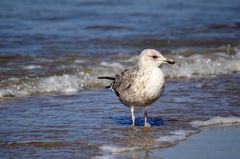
[138,49,175,67]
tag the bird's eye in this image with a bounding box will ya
[152,55,158,59]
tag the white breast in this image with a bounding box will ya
[145,67,165,97]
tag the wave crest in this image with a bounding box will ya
[0,48,240,98]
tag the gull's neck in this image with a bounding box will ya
[137,61,159,71]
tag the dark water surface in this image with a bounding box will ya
[1,0,240,56]
[0,0,240,158]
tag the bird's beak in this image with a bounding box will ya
[164,58,175,64]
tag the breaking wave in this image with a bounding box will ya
[0,46,240,97]
[163,51,240,78]
[190,116,240,128]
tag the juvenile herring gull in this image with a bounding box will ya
[98,49,175,127]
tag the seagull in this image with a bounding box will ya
[98,49,175,127]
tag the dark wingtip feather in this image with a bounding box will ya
[98,76,116,80]
[105,85,111,89]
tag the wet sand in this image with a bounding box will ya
[160,125,240,159]
[106,125,240,159]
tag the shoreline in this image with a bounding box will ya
[158,124,240,159]
[97,124,240,159]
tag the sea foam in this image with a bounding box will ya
[0,73,88,97]
[162,53,240,78]
[190,116,240,128]
[156,130,195,144]
[100,130,195,154]
[22,65,42,70]
[1,49,240,98]
[100,145,138,153]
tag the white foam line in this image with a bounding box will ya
[190,116,240,128]
[156,130,193,144]
[100,145,138,154]
[22,65,42,70]
[100,130,194,154]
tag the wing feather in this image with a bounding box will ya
[112,67,138,96]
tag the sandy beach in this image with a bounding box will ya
[160,125,240,159]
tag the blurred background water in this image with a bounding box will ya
[0,0,240,56]
[0,0,240,158]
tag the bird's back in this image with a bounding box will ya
[112,67,138,98]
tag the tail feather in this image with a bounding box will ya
[105,85,111,89]
[98,76,115,89]
[98,76,116,80]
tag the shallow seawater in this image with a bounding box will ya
[1,0,240,158]
[0,74,240,158]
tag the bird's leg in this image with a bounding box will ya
[144,107,151,127]
[130,107,135,127]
